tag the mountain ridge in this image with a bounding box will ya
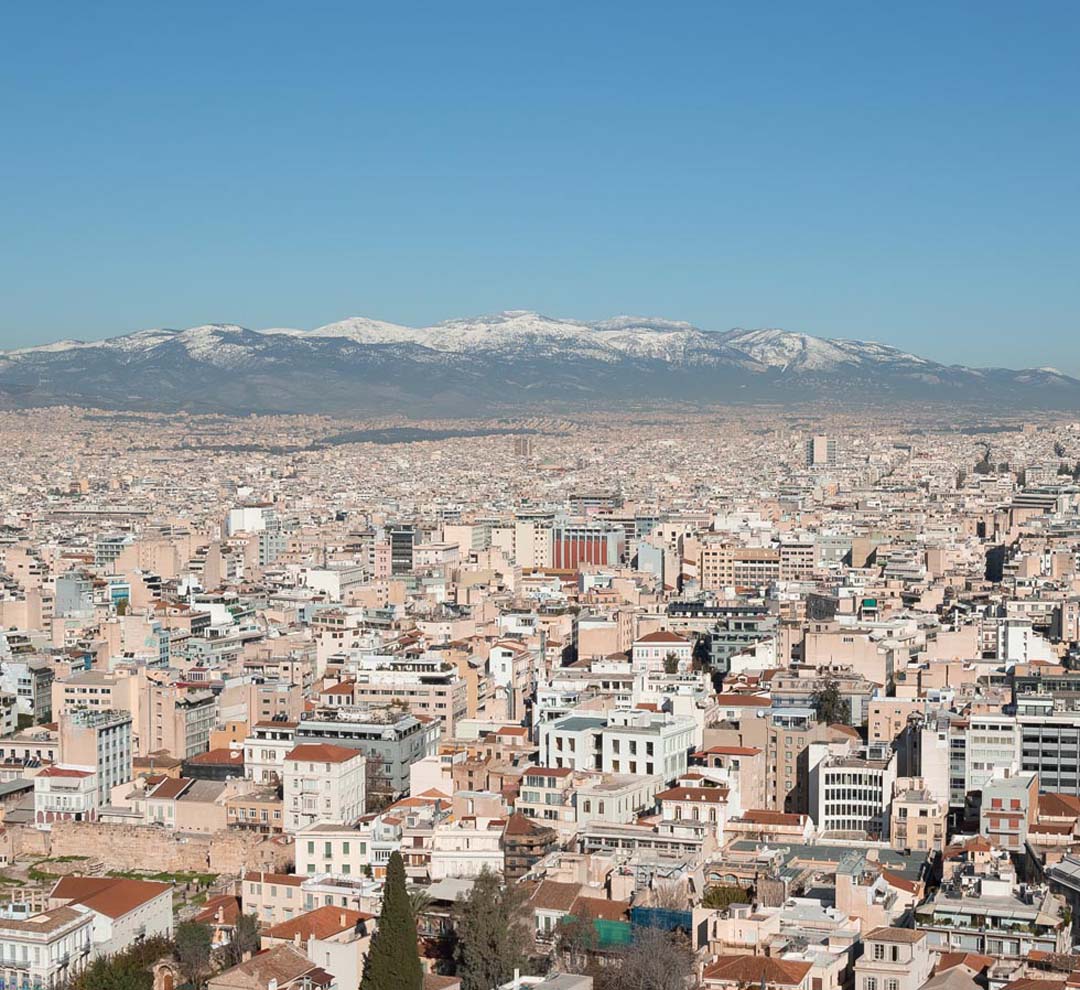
[1,310,1076,415]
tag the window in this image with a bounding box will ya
[865,980,877,990]
[873,944,884,961]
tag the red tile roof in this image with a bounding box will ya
[51,876,171,919]
[285,743,361,764]
[265,905,372,942]
[703,955,812,987]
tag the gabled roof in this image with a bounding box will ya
[568,895,629,922]
[634,630,690,644]
[657,786,729,804]
[528,879,581,913]
[284,743,361,764]
[148,776,193,800]
[1039,792,1080,818]
[185,748,244,766]
[211,944,317,988]
[264,905,372,942]
[50,876,171,919]
[195,894,243,926]
[703,955,812,987]
[865,926,927,944]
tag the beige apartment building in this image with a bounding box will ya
[890,778,947,854]
[138,682,216,759]
[351,666,467,736]
[58,708,133,804]
[699,544,781,590]
[51,669,141,722]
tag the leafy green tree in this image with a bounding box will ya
[453,868,533,990]
[221,912,261,968]
[810,678,851,725]
[663,651,680,675]
[175,921,213,990]
[360,850,423,990]
[68,937,173,990]
[701,885,751,910]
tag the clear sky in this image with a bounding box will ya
[1,1,1078,371]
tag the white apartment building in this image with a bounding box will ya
[244,720,297,785]
[283,743,366,833]
[601,711,696,781]
[0,904,94,990]
[429,817,505,881]
[539,710,695,782]
[812,745,898,839]
[965,714,1020,794]
[631,630,693,674]
[295,823,371,877]
[34,767,100,825]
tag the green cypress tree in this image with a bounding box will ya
[360,850,424,990]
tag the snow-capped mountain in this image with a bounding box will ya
[0,311,1076,415]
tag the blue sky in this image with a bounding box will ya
[1,1,1078,371]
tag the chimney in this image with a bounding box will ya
[340,912,347,928]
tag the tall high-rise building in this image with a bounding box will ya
[389,525,415,575]
[806,433,838,467]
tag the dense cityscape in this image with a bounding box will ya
[1,404,1080,989]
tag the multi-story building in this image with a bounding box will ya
[770,667,876,726]
[630,630,692,675]
[539,710,695,782]
[764,708,830,814]
[812,744,897,839]
[34,767,100,824]
[889,778,947,854]
[915,875,1069,960]
[1016,697,1080,795]
[515,766,577,836]
[806,434,838,467]
[0,904,94,990]
[51,669,139,720]
[139,683,216,759]
[350,659,467,736]
[282,743,366,833]
[965,713,1019,795]
[502,813,557,882]
[429,817,505,880]
[58,708,133,804]
[0,658,54,724]
[852,927,932,990]
[601,710,695,781]
[551,519,625,570]
[698,545,781,592]
[243,719,297,786]
[293,706,440,796]
[979,771,1038,851]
